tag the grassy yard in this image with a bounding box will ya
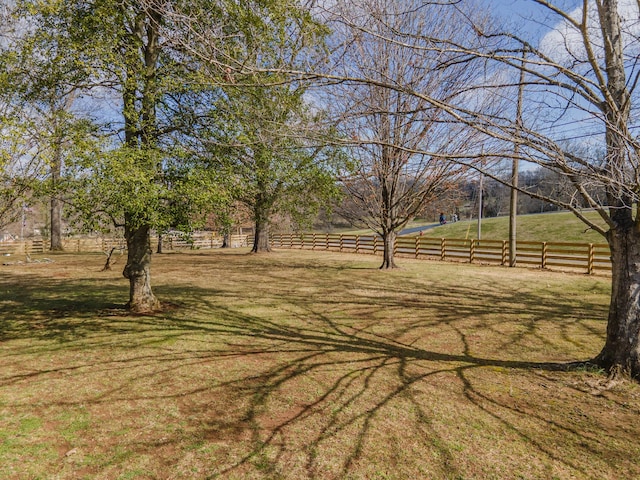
[1,249,639,479]
[337,211,609,243]
[419,211,608,243]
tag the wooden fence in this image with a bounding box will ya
[1,232,612,275]
[0,233,252,256]
[0,238,46,256]
[157,234,252,250]
[270,233,612,275]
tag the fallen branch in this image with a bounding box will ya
[102,246,123,271]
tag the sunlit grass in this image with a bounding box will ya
[422,211,608,243]
[319,211,608,243]
[0,249,638,479]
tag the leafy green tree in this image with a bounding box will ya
[9,0,329,310]
[210,83,341,253]
[176,0,336,253]
[0,108,38,233]
[6,0,219,311]
[0,0,102,247]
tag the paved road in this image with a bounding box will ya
[398,224,440,236]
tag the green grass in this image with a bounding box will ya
[330,211,608,243]
[422,211,607,243]
[0,249,638,479]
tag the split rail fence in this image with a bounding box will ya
[2,232,612,275]
[270,233,612,275]
[0,234,252,257]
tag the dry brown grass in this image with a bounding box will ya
[1,249,639,480]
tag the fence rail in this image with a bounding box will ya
[270,233,612,275]
[1,232,612,275]
[0,233,253,256]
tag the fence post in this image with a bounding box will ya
[340,234,344,252]
[541,242,548,269]
[373,236,378,255]
[415,236,420,258]
[588,243,594,274]
[393,237,398,256]
[355,235,360,254]
[440,238,446,261]
[502,240,508,265]
[301,234,304,249]
[312,233,316,250]
[470,239,476,263]
[326,233,329,250]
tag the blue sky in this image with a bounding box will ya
[485,0,582,39]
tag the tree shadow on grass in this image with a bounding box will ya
[1,255,631,479]
[0,272,129,342]
[163,303,612,479]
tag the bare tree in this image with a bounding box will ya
[324,0,485,268]
[264,0,640,377]
[434,0,640,379]
[379,0,640,378]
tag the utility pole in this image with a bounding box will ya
[509,51,526,267]
[477,147,484,240]
[20,204,26,240]
[477,166,483,240]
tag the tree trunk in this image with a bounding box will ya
[221,232,230,248]
[156,233,163,254]
[123,221,160,313]
[592,0,638,378]
[594,227,640,378]
[49,137,64,251]
[379,230,397,269]
[251,198,271,253]
[252,218,271,253]
[50,195,64,251]
[119,5,162,313]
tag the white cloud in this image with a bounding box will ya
[539,0,640,64]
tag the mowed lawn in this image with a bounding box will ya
[1,249,639,480]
